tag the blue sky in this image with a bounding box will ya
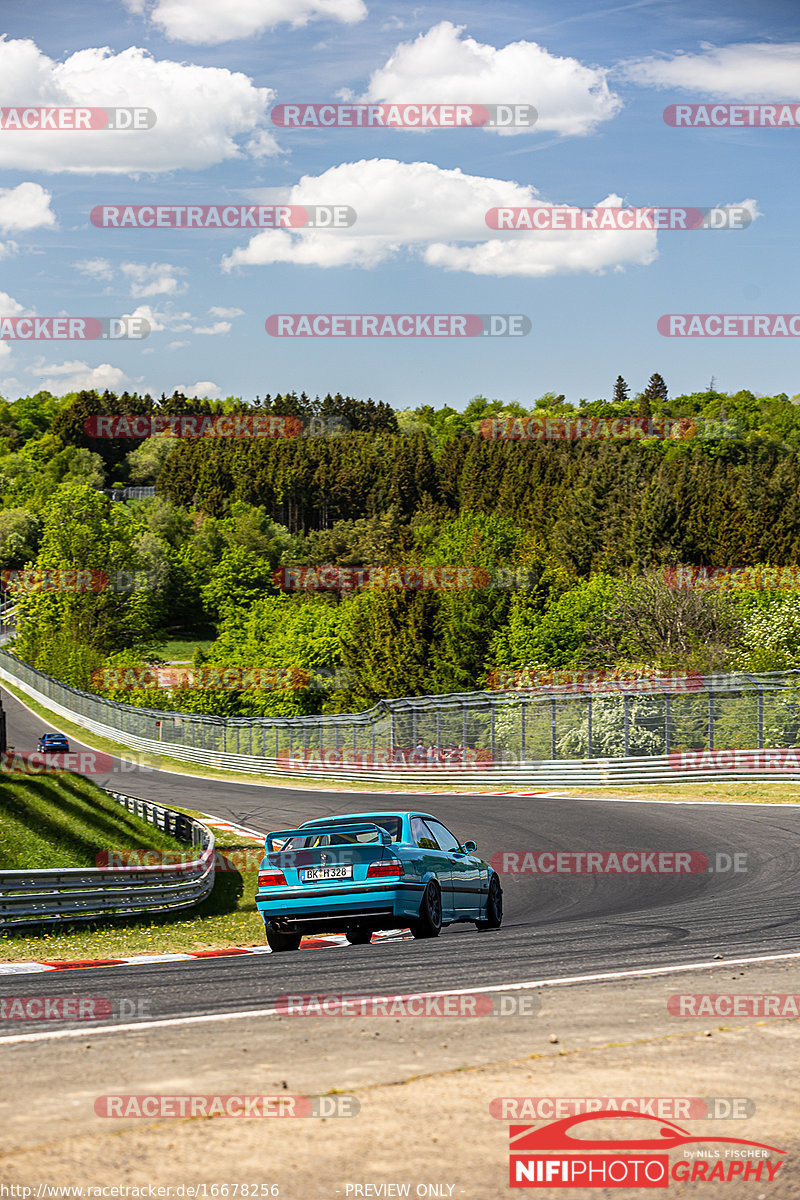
[0,0,798,409]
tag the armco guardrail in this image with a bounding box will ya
[0,791,216,929]
[0,602,17,646]
[104,486,156,501]
[3,648,800,785]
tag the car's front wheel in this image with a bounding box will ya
[476,873,503,930]
[410,881,442,938]
[345,926,373,945]
[265,925,302,952]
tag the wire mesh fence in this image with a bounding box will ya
[3,648,800,767]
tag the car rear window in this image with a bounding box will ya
[282,815,402,849]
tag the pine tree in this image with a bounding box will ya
[612,376,629,406]
[643,373,669,404]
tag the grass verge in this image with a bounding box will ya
[0,778,266,962]
[548,781,800,804]
[0,773,187,871]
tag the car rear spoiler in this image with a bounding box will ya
[265,821,392,851]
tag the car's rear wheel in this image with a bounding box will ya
[345,926,373,945]
[410,881,442,939]
[265,925,302,952]
[476,874,503,930]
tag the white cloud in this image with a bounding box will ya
[620,42,800,99]
[126,0,366,45]
[30,360,131,393]
[0,182,56,233]
[361,22,621,136]
[0,182,56,258]
[222,158,660,278]
[74,257,114,281]
[194,321,232,335]
[117,301,239,337]
[0,291,27,317]
[0,346,12,366]
[0,38,279,172]
[120,261,187,299]
[119,303,172,333]
[209,305,244,318]
[167,340,190,350]
[172,380,221,398]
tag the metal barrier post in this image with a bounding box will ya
[665,694,671,755]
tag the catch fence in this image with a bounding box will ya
[3,649,800,784]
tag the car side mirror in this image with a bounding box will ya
[462,839,477,853]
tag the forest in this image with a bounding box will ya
[2,374,800,716]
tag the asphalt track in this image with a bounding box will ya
[3,685,800,1031]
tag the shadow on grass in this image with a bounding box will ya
[0,773,187,870]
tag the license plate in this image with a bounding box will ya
[301,865,353,881]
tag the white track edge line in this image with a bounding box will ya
[3,949,800,1046]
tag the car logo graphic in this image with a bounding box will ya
[510,1110,785,1153]
[320,853,328,863]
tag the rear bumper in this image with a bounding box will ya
[256,880,424,932]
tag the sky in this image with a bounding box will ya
[0,0,798,410]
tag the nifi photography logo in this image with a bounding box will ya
[508,1111,785,1188]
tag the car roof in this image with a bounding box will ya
[299,810,435,825]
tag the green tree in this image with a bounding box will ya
[12,483,159,685]
[201,545,277,621]
[0,508,39,568]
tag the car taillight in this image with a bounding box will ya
[367,859,404,878]
[258,870,287,888]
